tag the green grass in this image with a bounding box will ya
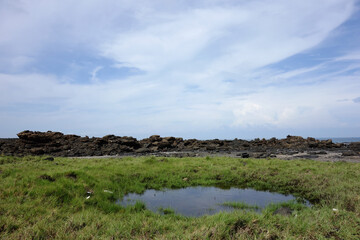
[1,155,360,239]
[158,207,176,215]
[222,202,260,211]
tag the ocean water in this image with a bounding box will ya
[317,137,360,143]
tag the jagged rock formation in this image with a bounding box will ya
[0,130,359,157]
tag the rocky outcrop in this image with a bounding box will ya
[0,131,140,157]
[138,135,184,152]
[0,131,358,157]
[349,142,360,152]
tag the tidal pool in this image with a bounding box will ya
[118,186,308,217]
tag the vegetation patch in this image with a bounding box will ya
[158,207,175,215]
[0,156,360,239]
[39,174,55,182]
[222,202,260,211]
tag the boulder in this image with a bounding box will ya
[342,151,358,157]
[17,130,64,143]
[349,142,360,151]
[273,207,293,216]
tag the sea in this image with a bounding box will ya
[316,137,360,144]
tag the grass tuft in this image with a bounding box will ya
[222,201,260,210]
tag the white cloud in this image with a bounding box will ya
[0,0,359,138]
[101,0,355,74]
[227,75,360,129]
[2,0,353,72]
[335,51,360,61]
[90,66,104,83]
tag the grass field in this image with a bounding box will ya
[1,155,360,239]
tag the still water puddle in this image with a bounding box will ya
[118,187,308,217]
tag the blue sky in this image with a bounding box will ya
[0,0,360,139]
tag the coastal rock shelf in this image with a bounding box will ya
[0,130,359,158]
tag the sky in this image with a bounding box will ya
[0,0,360,140]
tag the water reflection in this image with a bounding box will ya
[118,187,308,217]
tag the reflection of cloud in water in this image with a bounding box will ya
[119,187,306,217]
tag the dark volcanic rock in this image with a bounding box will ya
[0,131,357,157]
[1,131,143,157]
[140,135,183,151]
[273,207,293,216]
[309,150,327,155]
[342,151,358,157]
[18,130,65,143]
[349,142,360,152]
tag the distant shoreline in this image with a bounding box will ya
[316,137,360,143]
[1,135,360,143]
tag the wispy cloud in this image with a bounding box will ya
[0,0,359,138]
